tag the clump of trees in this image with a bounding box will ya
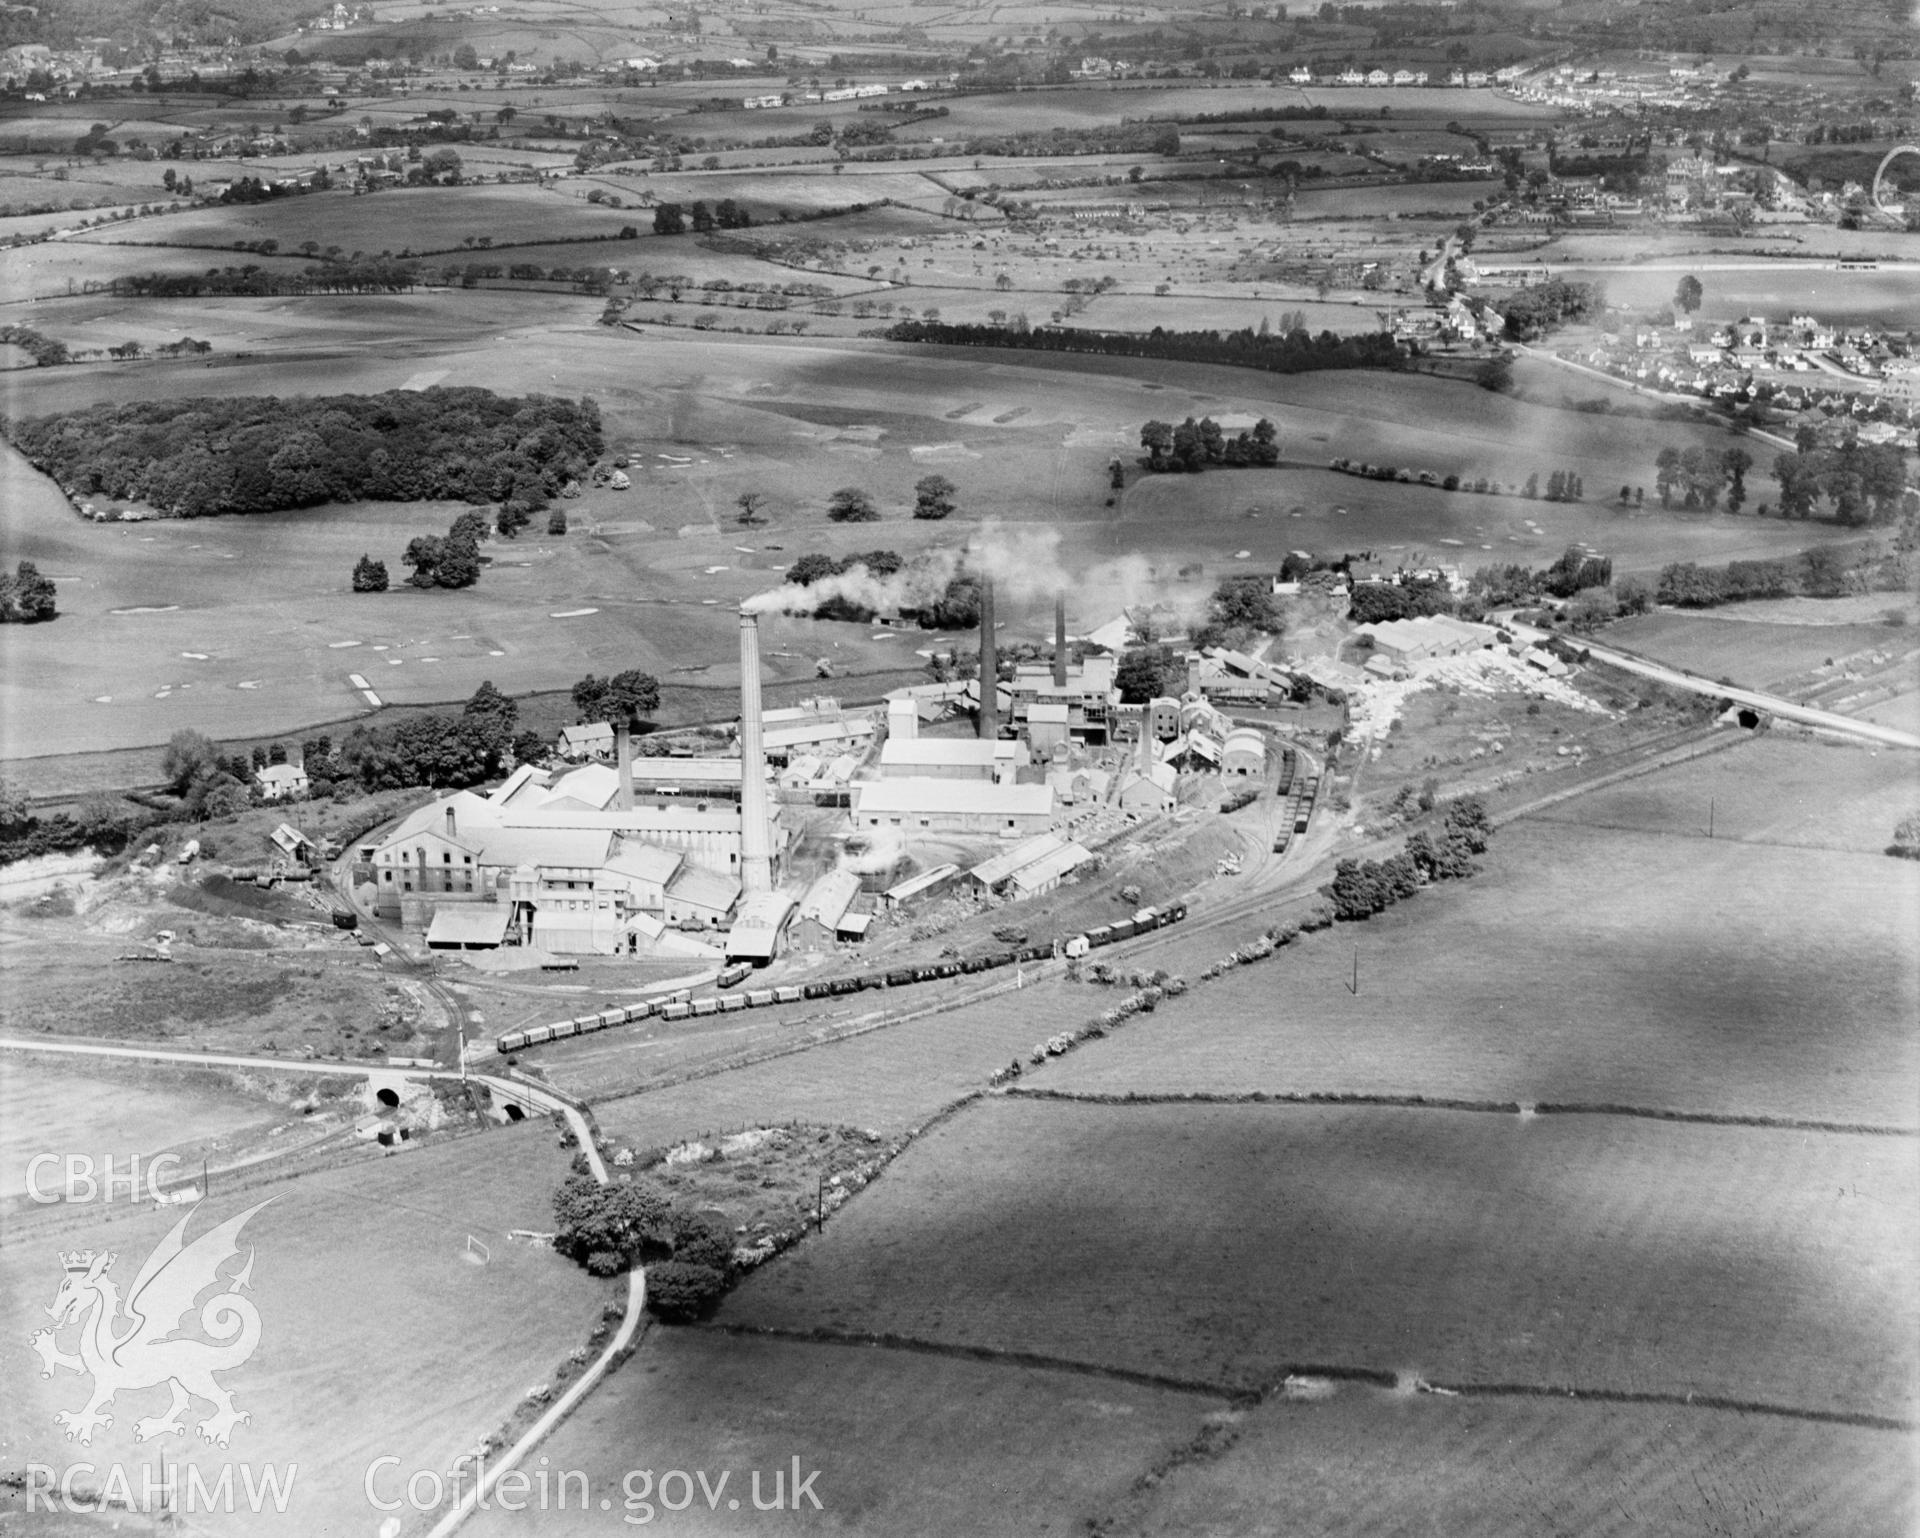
[1323,797,1493,922]
[0,323,70,367]
[1138,416,1279,473]
[0,776,137,866]
[1348,578,1453,625]
[1891,811,1920,861]
[785,549,980,628]
[402,510,488,590]
[1770,437,1910,526]
[571,669,661,726]
[1653,444,1755,512]
[1192,575,1284,651]
[1656,546,1869,607]
[1497,279,1605,341]
[5,387,603,520]
[550,1171,736,1320]
[0,561,57,622]
[1116,644,1185,703]
[351,555,388,593]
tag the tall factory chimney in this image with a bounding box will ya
[613,720,635,812]
[1052,592,1069,689]
[737,609,773,895]
[976,577,998,740]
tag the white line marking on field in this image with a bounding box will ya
[550,608,598,618]
[361,689,383,706]
[237,680,260,689]
[488,650,505,656]
[181,651,208,659]
[93,695,112,703]
[348,673,371,689]
[329,640,361,649]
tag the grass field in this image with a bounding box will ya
[0,1119,611,1535]
[71,183,648,256]
[1047,763,1918,1128]
[0,1059,281,1200]
[463,1328,1225,1537]
[1106,1384,1918,1538]
[722,1096,1917,1418]
[1605,610,1912,692]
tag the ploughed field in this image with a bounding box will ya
[719,1095,1917,1421]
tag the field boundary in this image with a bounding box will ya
[694,1323,1919,1433]
[1003,1086,1920,1138]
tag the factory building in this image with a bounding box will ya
[878,737,1028,782]
[852,778,1056,838]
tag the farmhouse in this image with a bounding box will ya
[255,762,309,801]
[557,722,614,761]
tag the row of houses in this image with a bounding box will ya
[1285,65,1522,87]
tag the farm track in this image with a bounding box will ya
[697,1322,1918,1435]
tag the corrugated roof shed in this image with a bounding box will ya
[969,832,1066,888]
[1010,841,1093,895]
[798,869,862,929]
[854,780,1054,818]
[666,866,741,915]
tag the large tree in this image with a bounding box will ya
[1674,274,1704,314]
[351,554,388,592]
[826,486,879,523]
[0,560,57,622]
[571,669,661,725]
[161,728,218,795]
[912,474,957,521]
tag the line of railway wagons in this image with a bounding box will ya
[494,902,1189,1055]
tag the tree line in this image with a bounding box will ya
[113,259,422,298]
[879,318,1404,377]
[787,548,982,628]
[1138,416,1280,473]
[5,387,603,520]
[1324,797,1494,922]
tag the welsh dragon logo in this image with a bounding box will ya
[30,1200,271,1449]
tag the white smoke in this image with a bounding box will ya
[742,519,1209,633]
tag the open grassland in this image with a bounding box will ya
[464,1328,1224,1538]
[560,970,1095,1136]
[0,1059,280,1200]
[71,183,647,255]
[1605,610,1914,692]
[1049,779,1918,1128]
[0,1120,610,1536]
[1524,263,1920,328]
[1107,1385,1918,1538]
[723,1097,1918,1418]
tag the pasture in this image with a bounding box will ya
[464,1328,1223,1537]
[1605,610,1911,692]
[1481,260,1920,328]
[0,1119,610,1536]
[0,1059,279,1200]
[70,182,648,256]
[1050,774,1919,1128]
[721,1096,1918,1417]
[1108,1385,1917,1538]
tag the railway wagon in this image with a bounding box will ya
[746,988,777,1008]
[660,1001,692,1021]
[550,1020,581,1041]
[886,968,918,987]
[720,994,749,1012]
[690,997,721,1017]
[774,985,804,1004]
[718,962,753,989]
[495,1029,529,1053]
[525,1024,555,1046]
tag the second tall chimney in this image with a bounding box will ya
[977,577,997,740]
[1052,592,1069,689]
[613,720,634,812]
[738,609,773,895]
